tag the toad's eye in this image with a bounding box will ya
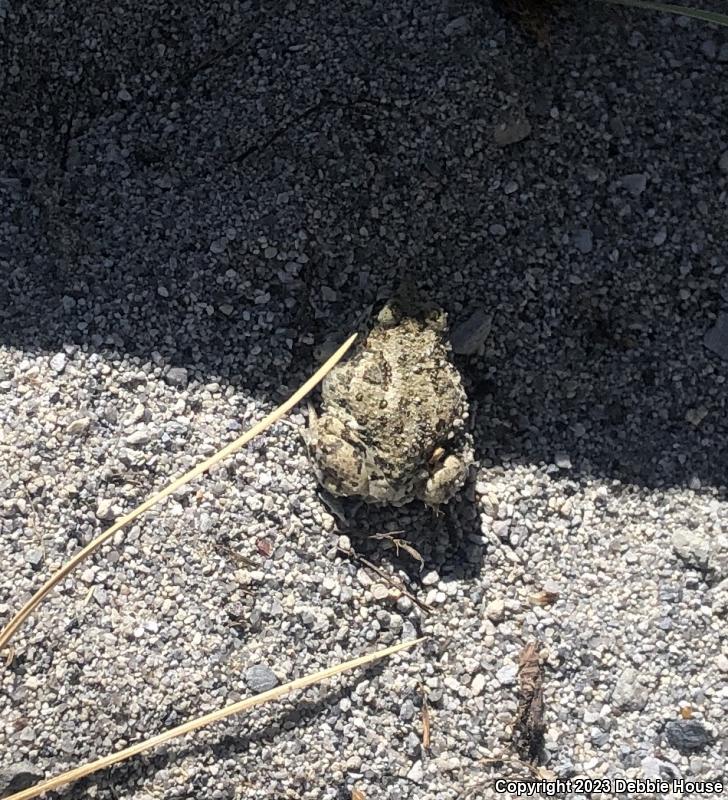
[379,399,387,409]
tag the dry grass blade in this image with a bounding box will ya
[595,0,728,26]
[5,637,424,800]
[0,334,357,654]
[419,682,431,749]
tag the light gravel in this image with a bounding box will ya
[1,1,727,798]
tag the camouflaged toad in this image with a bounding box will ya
[304,296,473,507]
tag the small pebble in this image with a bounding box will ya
[621,173,647,196]
[49,353,67,373]
[671,530,710,571]
[705,312,728,363]
[125,429,150,446]
[573,228,593,254]
[371,583,389,600]
[444,16,470,37]
[451,309,492,355]
[245,665,278,694]
[495,663,518,686]
[406,760,424,783]
[701,39,716,60]
[399,699,416,722]
[421,570,439,586]
[165,367,188,388]
[485,598,505,622]
[494,118,532,147]
[25,548,43,569]
[96,499,117,521]
[66,417,91,435]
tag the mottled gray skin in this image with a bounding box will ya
[304,297,473,507]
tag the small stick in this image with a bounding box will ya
[337,544,432,614]
[5,637,424,800]
[419,682,431,749]
[0,334,357,653]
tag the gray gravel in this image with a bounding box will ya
[1,1,728,798]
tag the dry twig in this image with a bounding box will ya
[337,543,432,614]
[369,531,425,571]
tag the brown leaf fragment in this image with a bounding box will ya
[351,788,366,800]
[256,537,273,558]
[528,589,559,606]
[511,642,546,764]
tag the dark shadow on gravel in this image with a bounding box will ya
[328,488,486,617]
[2,0,727,495]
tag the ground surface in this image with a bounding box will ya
[1,1,727,798]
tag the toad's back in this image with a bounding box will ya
[321,314,467,479]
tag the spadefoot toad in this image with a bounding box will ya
[304,295,473,507]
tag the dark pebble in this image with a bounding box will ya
[664,719,711,754]
[245,664,278,693]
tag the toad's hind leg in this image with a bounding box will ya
[420,454,469,507]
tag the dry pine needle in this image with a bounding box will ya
[5,637,424,800]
